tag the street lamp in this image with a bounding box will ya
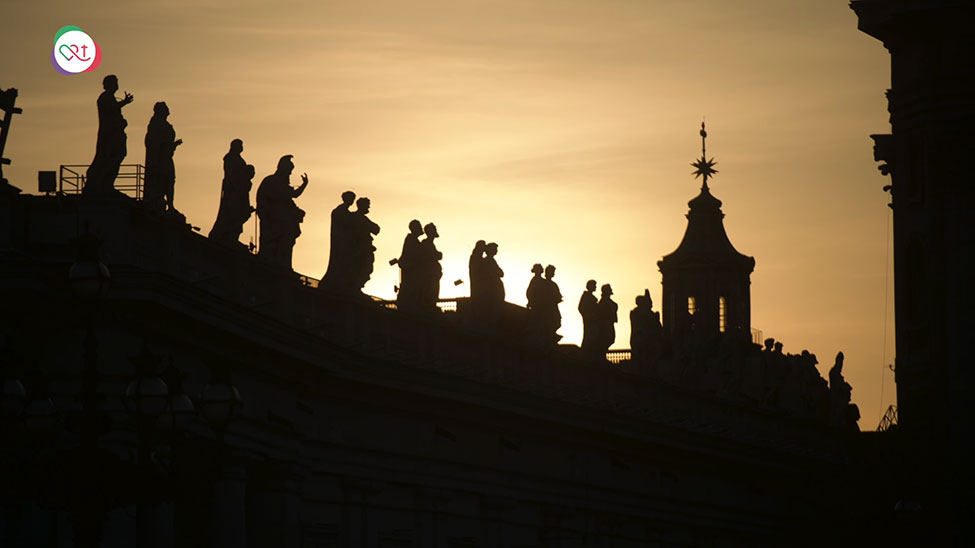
[159,358,195,432]
[198,369,242,433]
[124,345,169,419]
[0,377,25,419]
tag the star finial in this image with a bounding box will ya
[691,120,718,189]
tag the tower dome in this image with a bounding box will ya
[657,123,755,342]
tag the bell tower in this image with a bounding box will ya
[657,123,755,342]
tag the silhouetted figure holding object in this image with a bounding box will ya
[322,191,357,290]
[578,280,599,358]
[630,289,664,364]
[418,223,443,312]
[143,102,182,213]
[85,75,133,196]
[396,220,424,310]
[209,139,254,246]
[828,351,860,431]
[596,284,618,356]
[256,155,308,270]
[350,197,380,291]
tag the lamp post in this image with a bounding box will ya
[68,230,111,548]
[123,344,170,548]
[198,369,242,437]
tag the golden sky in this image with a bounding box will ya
[2,0,896,427]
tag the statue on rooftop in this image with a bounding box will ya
[395,220,424,310]
[481,242,505,324]
[256,155,308,270]
[527,264,563,344]
[349,197,380,291]
[578,280,599,358]
[468,240,487,318]
[828,351,860,431]
[321,191,356,291]
[143,101,182,213]
[417,222,443,312]
[85,75,133,196]
[630,289,664,364]
[596,284,618,357]
[209,139,254,247]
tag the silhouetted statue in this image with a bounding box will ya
[396,220,424,310]
[596,284,618,356]
[527,264,562,344]
[417,223,442,312]
[482,242,505,324]
[526,263,546,336]
[85,75,133,195]
[143,102,182,213]
[321,191,357,290]
[630,289,663,364]
[828,351,859,431]
[209,139,254,246]
[578,280,599,357]
[349,197,380,291]
[544,265,563,343]
[468,240,487,318]
[0,87,23,191]
[256,155,308,270]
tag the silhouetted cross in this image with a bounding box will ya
[691,121,718,189]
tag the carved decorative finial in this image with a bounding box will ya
[691,120,718,189]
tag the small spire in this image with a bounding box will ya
[691,120,718,189]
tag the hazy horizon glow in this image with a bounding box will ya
[2,0,896,426]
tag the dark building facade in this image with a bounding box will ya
[853,1,975,545]
[0,167,882,547]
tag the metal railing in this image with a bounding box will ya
[751,328,763,345]
[374,298,462,312]
[877,404,898,432]
[605,349,631,364]
[59,164,145,199]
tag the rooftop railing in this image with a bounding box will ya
[59,164,145,199]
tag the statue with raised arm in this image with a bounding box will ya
[209,139,254,247]
[143,102,183,213]
[85,74,133,195]
[396,220,424,310]
[256,155,308,270]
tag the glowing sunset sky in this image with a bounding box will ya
[2,1,895,427]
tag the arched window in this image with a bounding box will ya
[687,296,696,316]
[719,297,726,333]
